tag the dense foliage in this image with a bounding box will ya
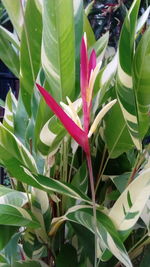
[0,0,150,266]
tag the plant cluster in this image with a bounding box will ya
[0,0,150,266]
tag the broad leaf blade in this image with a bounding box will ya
[1,0,23,38]
[0,204,40,228]
[42,0,75,102]
[104,102,134,158]
[133,27,150,137]
[0,185,28,207]
[116,0,141,150]
[0,123,37,172]
[63,206,132,267]
[109,168,150,239]
[0,32,19,77]
[20,0,42,114]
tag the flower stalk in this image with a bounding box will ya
[36,34,116,266]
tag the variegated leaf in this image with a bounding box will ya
[2,158,91,205]
[0,204,40,229]
[3,91,17,133]
[133,26,150,138]
[0,31,20,77]
[136,6,150,34]
[116,0,141,150]
[51,206,132,267]
[0,26,20,50]
[0,185,28,208]
[1,0,23,38]
[0,123,37,172]
[42,0,75,102]
[20,0,42,115]
[38,116,66,156]
[109,168,150,238]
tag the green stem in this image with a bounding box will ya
[128,233,149,255]
[95,123,126,193]
[86,153,97,267]
[68,154,75,183]
[127,152,140,186]
[96,145,107,186]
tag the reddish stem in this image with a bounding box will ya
[86,153,97,267]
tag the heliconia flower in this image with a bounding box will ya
[80,33,102,134]
[36,83,90,154]
[36,34,117,155]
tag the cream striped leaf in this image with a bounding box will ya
[2,159,91,205]
[42,0,75,102]
[0,30,20,77]
[0,185,28,208]
[133,27,150,138]
[0,26,20,50]
[116,0,141,150]
[109,168,150,238]
[0,123,37,172]
[52,206,132,267]
[3,91,17,133]
[38,116,66,156]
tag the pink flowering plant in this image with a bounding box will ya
[0,0,150,266]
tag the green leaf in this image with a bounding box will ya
[0,260,48,267]
[14,93,29,145]
[71,223,95,264]
[0,32,19,77]
[83,14,95,47]
[0,253,7,263]
[0,225,18,251]
[133,27,150,137]
[0,204,40,228]
[111,172,130,193]
[3,91,17,133]
[2,159,91,205]
[0,99,5,109]
[37,116,66,156]
[109,168,150,238]
[65,161,88,210]
[56,243,78,267]
[1,0,23,38]
[139,245,150,267]
[116,0,141,150]
[0,123,37,172]
[4,232,21,264]
[0,26,20,50]
[42,0,75,102]
[34,78,53,153]
[20,0,42,114]
[104,102,134,158]
[89,32,109,59]
[136,6,150,34]
[63,206,132,267]
[74,0,83,97]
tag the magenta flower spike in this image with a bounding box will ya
[36,35,102,156]
[80,34,97,134]
[36,83,90,154]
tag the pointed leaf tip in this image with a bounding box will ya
[88,49,97,80]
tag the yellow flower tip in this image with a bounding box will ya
[88,99,117,138]
[65,96,83,130]
[83,32,87,48]
[86,61,102,107]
